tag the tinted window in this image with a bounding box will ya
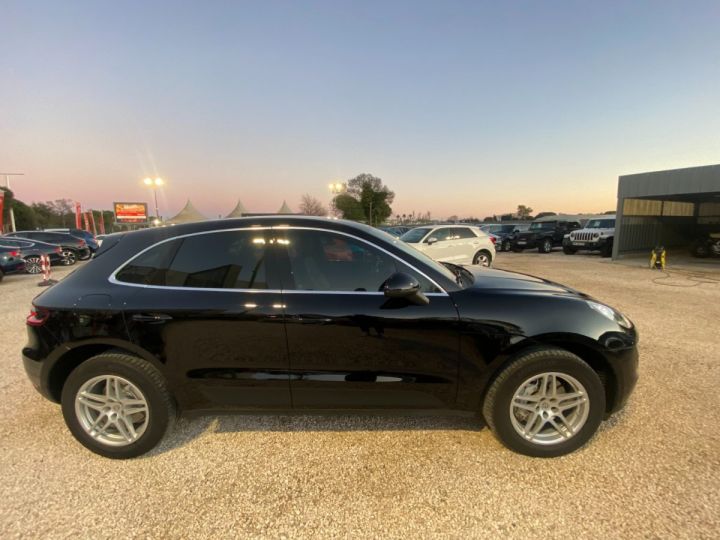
[454,227,477,239]
[115,230,268,289]
[281,230,397,292]
[586,219,615,229]
[165,231,267,289]
[430,228,456,242]
[400,227,432,243]
[529,221,557,230]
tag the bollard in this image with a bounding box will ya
[38,254,58,287]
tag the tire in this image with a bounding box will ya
[539,238,553,253]
[473,250,492,267]
[0,269,4,282]
[25,256,43,274]
[562,246,576,255]
[61,353,176,459]
[482,347,605,457]
[501,239,510,252]
[601,240,613,258]
[61,250,77,265]
[78,251,91,261]
[692,243,709,258]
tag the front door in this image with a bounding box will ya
[118,228,291,410]
[275,228,460,410]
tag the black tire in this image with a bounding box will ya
[539,238,553,253]
[473,250,493,267]
[78,251,92,261]
[692,243,709,258]
[562,246,576,255]
[61,250,77,265]
[601,240,613,258]
[482,347,605,457]
[61,353,176,459]
[501,239,510,252]
[0,269,4,282]
[25,256,43,274]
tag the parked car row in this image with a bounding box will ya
[399,225,496,267]
[0,228,99,281]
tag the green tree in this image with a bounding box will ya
[333,173,395,225]
[517,205,534,220]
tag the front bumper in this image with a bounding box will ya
[1,259,26,275]
[563,237,608,250]
[606,345,639,415]
[512,236,538,248]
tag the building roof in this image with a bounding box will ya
[166,200,207,225]
[277,200,293,214]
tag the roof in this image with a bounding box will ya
[277,201,293,214]
[225,200,247,218]
[165,200,207,225]
[533,214,585,222]
[619,163,720,199]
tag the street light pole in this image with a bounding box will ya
[1,173,24,232]
[143,177,164,224]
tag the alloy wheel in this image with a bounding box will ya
[75,375,150,447]
[509,372,589,445]
[25,256,43,274]
[61,250,77,265]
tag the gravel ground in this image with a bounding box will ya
[1,253,719,539]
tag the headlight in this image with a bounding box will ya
[586,301,632,329]
[593,232,600,239]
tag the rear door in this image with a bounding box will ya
[423,228,462,263]
[118,228,292,410]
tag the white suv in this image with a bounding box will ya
[400,225,496,266]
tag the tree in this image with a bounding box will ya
[517,205,534,220]
[299,194,327,216]
[332,173,395,225]
[535,211,556,219]
[447,215,458,223]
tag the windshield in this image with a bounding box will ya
[585,219,615,229]
[529,221,556,230]
[400,227,432,244]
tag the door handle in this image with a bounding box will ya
[131,313,173,322]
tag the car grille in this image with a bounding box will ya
[572,232,596,241]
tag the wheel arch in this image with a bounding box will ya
[478,335,618,415]
[45,339,164,403]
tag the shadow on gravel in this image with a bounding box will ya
[149,413,485,457]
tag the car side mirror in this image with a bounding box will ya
[382,272,429,306]
[426,236,438,245]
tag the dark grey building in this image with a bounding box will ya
[613,164,720,258]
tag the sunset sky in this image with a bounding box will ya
[2,1,719,220]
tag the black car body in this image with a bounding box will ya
[481,223,530,251]
[0,245,26,281]
[46,228,100,254]
[512,216,583,253]
[22,217,638,458]
[5,231,91,263]
[0,237,68,273]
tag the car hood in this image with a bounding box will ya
[462,266,588,296]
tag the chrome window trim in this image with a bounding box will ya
[108,226,450,296]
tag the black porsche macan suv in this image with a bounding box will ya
[22,217,638,458]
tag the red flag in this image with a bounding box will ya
[82,211,90,232]
[0,191,4,233]
[98,211,106,235]
[75,202,82,229]
[88,210,97,236]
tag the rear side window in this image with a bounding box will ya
[114,230,268,289]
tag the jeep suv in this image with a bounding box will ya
[512,216,583,253]
[563,216,616,257]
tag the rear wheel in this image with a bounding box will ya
[482,348,605,457]
[61,353,176,459]
[539,238,553,253]
[25,256,43,274]
[473,250,492,267]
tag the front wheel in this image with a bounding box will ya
[562,246,576,255]
[482,348,605,457]
[473,250,492,267]
[61,353,176,459]
[61,250,77,265]
[539,238,553,253]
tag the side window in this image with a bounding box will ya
[165,231,268,289]
[430,228,454,242]
[115,239,181,286]
[455,227,477,239]
[281,230,397,292]
[115,230,268,289]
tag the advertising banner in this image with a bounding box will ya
[0,191,4,232]
[88,210,97,235]
[75,202,82,229]
[114,202,148,223]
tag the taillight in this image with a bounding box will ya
[10,250,20,257]
[489,236,497,245]
[26,308,50,327]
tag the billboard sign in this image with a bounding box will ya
[114,202,148,223]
